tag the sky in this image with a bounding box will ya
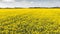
[0,0,60,8]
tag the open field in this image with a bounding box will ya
[0,8,60,34]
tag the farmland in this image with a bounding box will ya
[0,8,60,34]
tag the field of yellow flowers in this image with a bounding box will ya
[0,8,60,34]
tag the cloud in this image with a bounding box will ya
[0,2,15,8]
[0,0,60,8]
[2,0,15,2]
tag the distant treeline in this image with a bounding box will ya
[0,7,60,9]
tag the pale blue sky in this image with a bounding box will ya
[0,0,60,8]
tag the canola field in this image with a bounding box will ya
[0,8,60,34]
